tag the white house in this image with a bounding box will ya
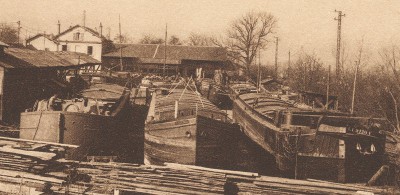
[26,34,58,51]
[26,25,105,62]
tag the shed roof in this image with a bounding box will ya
[0,47,100,69]
[103,44,228,62]
[0,41,9,47]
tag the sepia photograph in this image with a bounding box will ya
[0,0,399,194]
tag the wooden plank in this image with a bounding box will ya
[0,135,78,148]
[257,176,378,193]
[0,146,56,161]
[0,169,64,184]
[165,163,259,177]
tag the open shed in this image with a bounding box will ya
[0,43,100,124]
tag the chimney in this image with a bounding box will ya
[57,20,61,35]
[99,22,103,37]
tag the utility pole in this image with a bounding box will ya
[99,22,103,37]
[107,27,111,40]
[303,62,307,91]
[334,10,345,81]
[119,14,123,71]
[350,61,359,114]
[83,10,86,27]
[257,49,261,92]
[17,21,20,45]
[118,15,122,43]
[288,50,291,78]
[326,64,331,109]
[275,37,279,78]
[163,23,167,76]
[43,31,46,50]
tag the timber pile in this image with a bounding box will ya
[0,136,395,194]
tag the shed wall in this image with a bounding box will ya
[2,68,58,124]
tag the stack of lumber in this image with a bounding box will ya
[0,136,395,194]
[0,136,77,194]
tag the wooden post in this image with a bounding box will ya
[174,100,179,118]
[338,139,346,183]
[367,165,389,186]
[295,129,300,179]
[350,60,359,114]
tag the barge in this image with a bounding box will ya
[144,80,237,168]
[231,85,388,182]
[19,83,132,160]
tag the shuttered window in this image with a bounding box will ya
[87,46,93,55]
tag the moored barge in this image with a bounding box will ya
[19,83,132,160]
[144,80,237,168]
[231,87,388,182]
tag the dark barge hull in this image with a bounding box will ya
[208,86,232,109]
[19,111,133,160]
[145,115,235,169]
[232,95,385,182]
[232,97,291,171]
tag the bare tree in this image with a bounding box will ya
[113,33,133,43]
[186,33,215,46]
[226,11,277,73]
[377,46,400,131]
[168,35,182,45]
[0,23,18,44]
[287,53,326,94]
[138,34,164,44]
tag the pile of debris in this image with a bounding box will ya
[0,136,396,194]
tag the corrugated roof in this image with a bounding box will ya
[103,44,228,62]
[0,48,100,69]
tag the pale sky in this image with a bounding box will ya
[2,0,400,66]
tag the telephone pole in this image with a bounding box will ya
[257,49,261,92]
[351,60,359,114]
[274,37,279,78]
[288,50,291,78]
[163,23,167,76]
[17,21,21,45]
[334,10,345,80]
[119,14,123,71]
[99,22,103,37]
[326,63,331,109]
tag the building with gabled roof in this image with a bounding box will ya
[102,44,231,78]
[0,44,100,124]
[26,34,58,51]
[26,25,107,62]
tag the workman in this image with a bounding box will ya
[48,94,59,111]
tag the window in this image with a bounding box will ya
[62,45,67,51]
[73,32,80,41]
[87,46,93,55]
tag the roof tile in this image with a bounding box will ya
[103,44,228,62]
